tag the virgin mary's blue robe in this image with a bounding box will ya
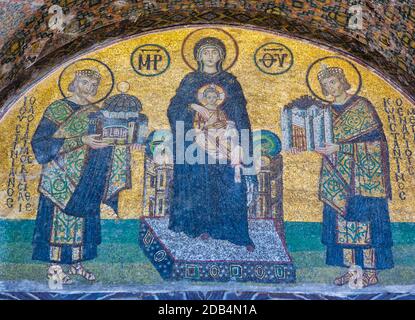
[167,71,255,247]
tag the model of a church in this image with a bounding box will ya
[281,95,333,152]
[138,130,295,283]
[88,93,148,145]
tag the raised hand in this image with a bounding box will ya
[190,103,209,120]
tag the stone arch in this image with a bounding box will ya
[0,1,414,111]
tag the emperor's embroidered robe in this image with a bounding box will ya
[31,99,134,264]
[319,96,394,270]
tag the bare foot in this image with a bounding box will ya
[246,245,255,252]
[200,233,210,240]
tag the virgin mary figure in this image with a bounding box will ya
[167,37,256,251]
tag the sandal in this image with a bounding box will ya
[69,263,96,282]
[334,272,353,286]
[362,271,378,287]
[47,265,73,285]
[61,273,74,285]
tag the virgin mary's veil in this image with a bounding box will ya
[193,37,227,72]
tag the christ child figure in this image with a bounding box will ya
[190,84,243,182]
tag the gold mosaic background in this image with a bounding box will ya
[0,26,414,222]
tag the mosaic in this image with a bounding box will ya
[1,1,415,112]
[0,25,414,300]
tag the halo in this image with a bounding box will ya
[197,84,226,106]
[306,56,362,103]
[253,130,282,158]
[145,129,173,158]
[58,58,115,106]
[181,28,239,72]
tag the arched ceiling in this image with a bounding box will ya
[0,0,414,109]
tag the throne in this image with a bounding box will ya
[138,130,295,283]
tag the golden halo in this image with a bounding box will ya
[58,58,114,106]
[197,84,226,106]
[181,28,239,72]
[306,56,362,103]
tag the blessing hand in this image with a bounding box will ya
[82,134,110,149]
[315,143,339,156]
[190,103,209,120]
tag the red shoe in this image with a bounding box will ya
[200,233,210,240]
[246,245,255,252]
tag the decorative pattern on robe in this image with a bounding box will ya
[319,96,391,218]
[38,99,131,212]
[31,99,137,263]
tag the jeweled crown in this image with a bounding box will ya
[75,68,101,80]
[317,64,344,82]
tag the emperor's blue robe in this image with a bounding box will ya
[167,71,255,247]
[320,96,393,270]
[31,99,123,264]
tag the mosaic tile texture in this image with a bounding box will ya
[0,1,414,112]
[0,23,414,300]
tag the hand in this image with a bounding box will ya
[225,121,237,136]
[131,144,145,151]
[195,129,205,139]
[234,164,242,183]
[190,103,209,120]
[225,121,236,129]
[82,134,110,149]
[288,147,302,155]
[315,143,339,156]
[230,145,243,167]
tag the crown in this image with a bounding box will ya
[75,68,101,80]
[317,64,344,82]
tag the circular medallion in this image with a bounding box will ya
[154,250,167,262]
[255,266,265,279]
[254,42,294,75]
[131,44,171,77]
